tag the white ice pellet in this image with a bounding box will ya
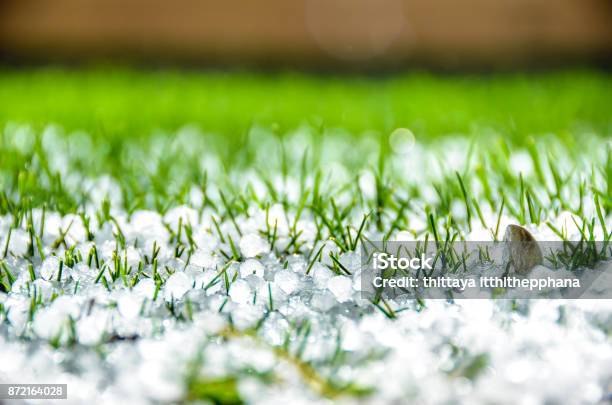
[117,293,143,319]
[193,272,216,293]
[229,279,252,304]
[231,303,263,330]
[163,205,198,230]
[311,263,335,289]
[77,312,108,345]
[509,150,534,176]
[265,203,288,231]
[133,278,156,299]
[70,262,94,283]
[5,229,29,256]
[5,296,29,331]
[52,295,81,318]
[33,279,54,300]
[257,282,287,306]
[33,307,67,340]
[310,290,336,312]
[63,214,87,244]
[164,272,193,301]
[188,186,204,207]
[260,313,290,346]
[327,275,353,303]
[240,259,265,278]
[320,242,339,266]
[239,233,269,258]
[358,171,377,199]
[40,256,61,281]
[339,252,361,274]
[124,246,141,268]
[274,270,299,295]
[244,274,265,290]
[190,249,218,269]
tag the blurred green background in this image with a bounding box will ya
[1,68,610,145]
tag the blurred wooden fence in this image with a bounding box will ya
[1,0,611,68]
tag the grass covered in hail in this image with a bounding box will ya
[0,71,611,404]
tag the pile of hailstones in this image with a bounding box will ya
[1,204,611,405]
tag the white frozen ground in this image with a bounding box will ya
[0,127,611,404]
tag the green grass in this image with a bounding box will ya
[0,67,610,225]
[0,68,611,404]
[0,68,610,145]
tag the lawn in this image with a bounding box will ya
[1,68,610,145]
[0,68,610,404]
